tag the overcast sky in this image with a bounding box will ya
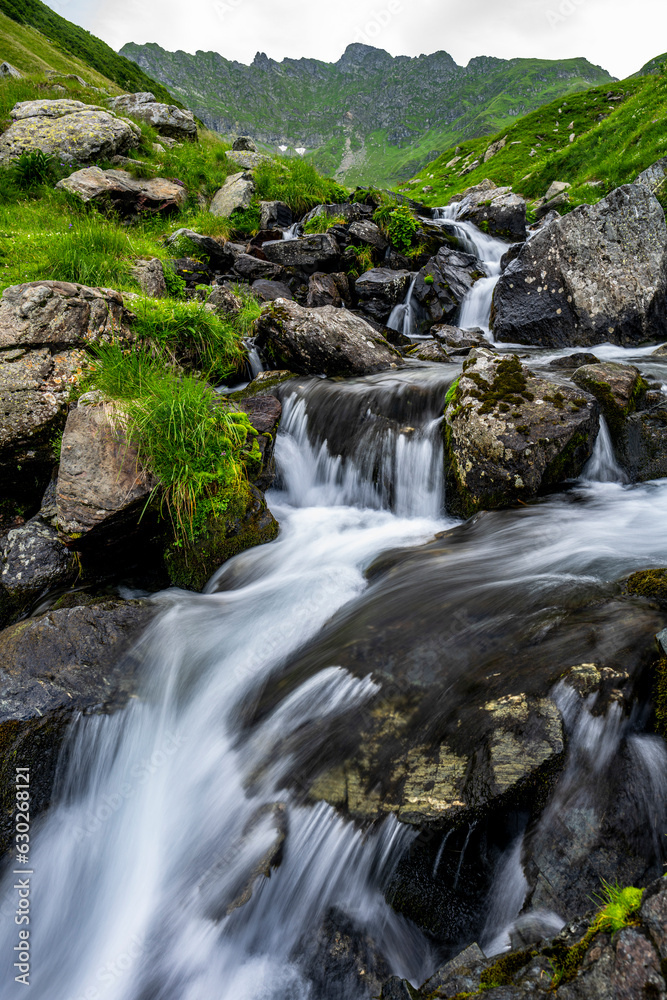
[46,0,666,79]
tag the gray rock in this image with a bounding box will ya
[306,271,350,308]
[451,180,527,240]
[109,91,197,141]
[233,254,287,283]
[412,247,483,335]
[301,202,373,225]
[232,135,257,152]
[0,99,141,163]
[206,284,242,315]
[571,362,648,434]
[233,394,282,490]
[164,228,240,271]
[210,171,255,217]
[0,280,128,350]
[259,200,292,230]
[354,267,412,323]
[348,219,388,253]
[548,352,600,370]
[492,184,667,348]
[56,167,187,216]
[0,515,76,627]
[444,349,599,517]
[615,401,667,482]
[262,233,341,275]
[254,298,401,377]
[226,150,268,170]
[132,258,166,298]
[406,339,451,362]
[431,325,489,351]
[55,396,155,537]
[251,279,294,302]
[535,191,571,220]
[635,156,667,196]
[0,62,22,79]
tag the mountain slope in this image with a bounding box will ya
[403,67,667,213]
[0,0,179,102]
[119,41,613,186]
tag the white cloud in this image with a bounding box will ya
[46,0,667,79]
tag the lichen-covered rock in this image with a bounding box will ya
[0,598,153,853]
[444,350,599,517]
[451,179,527,241]
[55,394,155,537]
[492,184,667,347]
[254,297,401,377]
[131,258,167,297]
[0,515,76,628]
[411,247,484,335]
[0,280,128,350]
[56,167,187,215]
[109,91,197,140]
[0,99,141,163]
[210,171,255,217]
[354,267,413,323]
[261,233,342,276]
[405,340,451,362]
[164,486,279,592]
[348,220,388,254]
[306,271,351,308]
[635,156,667,195]
[571,361,648,434]
[431,324,489,354]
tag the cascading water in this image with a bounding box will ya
[387,275,418,340]
[282,223,303,241]
[3,344,667,997]
[582,414,627,483]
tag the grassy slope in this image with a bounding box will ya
[402,71,667,211]
[0,0,179,103]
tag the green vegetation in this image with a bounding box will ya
[302,212,347,234]
[345,244,374,278]
[625,568,667,606]
[0,0,177,101]
[386,205,418,252]
[253,158,347,216]
[120,40,611,187]
[404,70,667,212]
[87,343,257,543]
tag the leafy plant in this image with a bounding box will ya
[387,205,418,252]
[162,264,187,299]
[11,149,56,189]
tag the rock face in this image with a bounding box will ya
[210,171,254,217]
[306,272,351,309]
[492,184,667,347]
[110,92,197,140]
[0,599,153,855]
[635,156,667,195]
[56,395,155,537]
[254,298,401,377]
[0,516,76,628]
[411,247,484,335]
[0,99,141,163]
[260,200,292,230]
[0,281,131,510]
[56,167,187,216]
[262,234,342,276]
[444,350,599,517]
[354,268,413,323]
[452,180,527,241]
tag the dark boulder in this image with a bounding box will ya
[451,180,527,241]
[492,184,667,348]
[354,268,413,323]
[0,515,77,628]
[251,279,294,302]
[233,254,288,284]
[164,229,241,271]
[261,234,341,276]
[444,350,599,517]
[259,201,292,230]
[254,298,401,377]
[306,272,351,308]
[571,361,648,434]
[411,248,484,336]
[234,394,282,490]
[348,220,388,254]
[548,352,600,371]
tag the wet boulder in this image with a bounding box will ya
[259,200,292,230]
[210,171,255,217]
[571,361,648,434]
[444,350,599,517]
[492,184,667,348]
[348,220,388,254]
[431,325,488,354]
[251,279,294,302]
[262,233,342,276]
[254,298,402,377]
[233,394,282,490]
[354,268,413,323]
[451,180,527,241]
[0,281,131,511]
[0,598,153,854]
[109,91,197,141]
[411,247,484,336]
[614,398,667,482]
[56,167,187,216]
[306,271,351,308]
[405,340,452,362]
[548,352,600,371]
[0,515,77,628]
[0,99,141,163]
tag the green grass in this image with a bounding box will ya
[302,212,348,234]
[253,158,348,216]
[87,343,257,542]
[402,71,667,212]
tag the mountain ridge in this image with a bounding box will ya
[119,40,613,186]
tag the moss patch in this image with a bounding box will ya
[625,568,667,607]
[465,356,534,416]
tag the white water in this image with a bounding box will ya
[3,356,667,995]
[387,275,419,340]
[582,415,628,484]
[282,223,303,241]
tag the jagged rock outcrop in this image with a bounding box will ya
[492,184,667,347]
[0,99,141,163]
[254,298,401,377]
[110,91,197,141]
[56,167,187,215]
[444,350,599,517]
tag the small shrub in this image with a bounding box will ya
[387,205,418,252]
[11,150,56,189]
[424,274,434,285]
[162,265,187,299]
[229,204,261,238]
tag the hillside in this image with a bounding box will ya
[0,0,178,102]
[119,40,612,187]
[403,68,667,213]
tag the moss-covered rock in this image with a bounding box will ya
[625,568,667,606]
[164,485,279,592]
[571,361,648,436]
[443,349,599,517]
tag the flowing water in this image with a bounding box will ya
[3,221,667,996]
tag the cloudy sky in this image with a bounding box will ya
[46,0,665,79]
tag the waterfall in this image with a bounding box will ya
[387,275,419,340]
[282,223,303,241]
[582,415,627,484]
